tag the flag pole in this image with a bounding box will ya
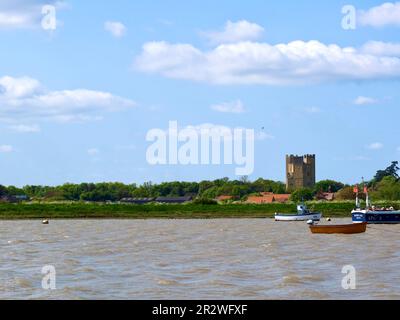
[354,184,360,209]
[362,177,370,209]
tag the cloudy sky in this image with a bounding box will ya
[0,0,399,186]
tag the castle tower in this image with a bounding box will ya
[286,154,316,191]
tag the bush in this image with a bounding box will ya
[314,180,345,193]
[192,198,218,205]
[336,186,365,201]
[371,176,400,200]
[290,188,314,202]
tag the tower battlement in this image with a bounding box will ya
[286,154,316,191]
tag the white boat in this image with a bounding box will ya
[275,204,322,222]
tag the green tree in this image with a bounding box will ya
[192,198,218,205]
[6,186,25,196]
[374,161,399,183]
[371,176,400,200]
[290,188,314,202]
[0,185,7,197]
[59,183,81,201]
[314,180,345,193]
[201,186,218,199]
[198,181,215,195]
[335,186,366,201]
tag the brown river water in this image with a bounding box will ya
[1,219,399,300]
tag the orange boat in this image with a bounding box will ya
[309,222,367,234]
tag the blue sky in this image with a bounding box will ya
[0,0,399,186]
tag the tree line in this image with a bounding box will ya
[292,161,400,202]
[0,178,285,202]
[1,161,399,202]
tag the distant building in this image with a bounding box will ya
[0,195,30,203]
[215,195,233,202]
[246,192,290,204]
[155,196,193,204]
[316,192,335,201]
[286,154,316,191]
[120,198,155,204]
[121,196,194,205]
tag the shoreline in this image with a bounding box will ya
[0,202,379,220]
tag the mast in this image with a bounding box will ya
[354,184,360,208]
[362,177,370,209]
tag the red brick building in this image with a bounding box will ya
[246,192,290,204]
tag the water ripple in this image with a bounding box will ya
[0,219,399,299]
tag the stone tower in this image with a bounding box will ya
[286,154,316,191]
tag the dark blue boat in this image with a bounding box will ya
[352,208,400,224]
[351,182,400,224]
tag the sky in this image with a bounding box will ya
[0,0,399,187]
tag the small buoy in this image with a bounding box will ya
[42,220,49,225]
[326,218,332,222]
[307,220,314,225]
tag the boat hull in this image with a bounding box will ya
[275,213,322,222]
[352,210,400,224]
[310,223,367,234]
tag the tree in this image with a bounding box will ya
[250,178,286,194]
[231,186,243,199]
[59,183,81,201]
[6,186,25,196]
[240,176,249,184]
[290,188,314,202]
[335,186,366,201]
[193,198,218,205]
[198,181,215,195]
[374,161,399,183]
[371,176,400,200]
[0,185,7,197]
[201,187,218,199]
[335,186,354,200]
[314,180,344,193]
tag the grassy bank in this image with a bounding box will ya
[1,201,398,220]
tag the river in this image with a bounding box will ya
[1,219,399,299]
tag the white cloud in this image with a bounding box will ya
[361,41,400,57]
[211,100,246,113]
[0,1,64,29]
[359,2,400,27]
[201,20,265,45]
[0,76,136,123]
[0,145,14,153]
[87,148,99,156]
[0,12,32,28]
[9,124,41,133]
[135,40,400,85]
[104,21,127,38]
[0,76,43,98]
[366,142,384,150]
[354,96,378,105]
